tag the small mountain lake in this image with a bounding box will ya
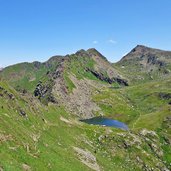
[80,117,128,130]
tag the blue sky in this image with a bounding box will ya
[0,0,171,67]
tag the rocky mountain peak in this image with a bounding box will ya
[128,45,152,55]
[87,48,99,53]
[87,48,102,56]
[87,48,108,61]
[115,45,171,84]
[120,45,171,62]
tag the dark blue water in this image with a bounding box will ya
[80,117,128,130]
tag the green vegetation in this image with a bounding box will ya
[0,62,48,92]
[65,54,97,80]
[63,72,76,93]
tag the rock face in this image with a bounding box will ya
[0,86,15,100]
[163,115,171,129]
[34,81,56,104]
[159,92,171,100]
[86,68,128,86]
[52,74,101,119]
[73,147,100,171]
[22,164,31,171]
[147,55,166,67]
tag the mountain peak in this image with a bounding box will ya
[116,45,171,83]
[76,49,87,53]
[87,48,101,55]
[75,49,89,57]
[87,48,108,61]
[121,45,170,61]
[130,45,151,54]
[130,44,170,55]
[75,48,108,61]
[87,48,98,52]
[135,44,148,49]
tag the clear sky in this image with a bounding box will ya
[0,0,171,67]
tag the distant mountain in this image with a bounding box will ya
[114,45,171,83]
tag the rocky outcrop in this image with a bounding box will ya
[0,133,13,143]
[163,115,171,129]
[34,82,43,97]
[22,164,31,171]
[33,61,42,69]
[73,147,100,171]
[86,68,128,86]
[158,92,171,100]
[113,77,129,86]
[19,109,27,117]
[34,81,56,104]
[147,55,166,67]
[33,60,66,104]
[0,86,15,100]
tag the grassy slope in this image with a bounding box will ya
[0,81,138,171]
[0,76,171,170]
[0,82,93,170]
[0,57,62,93]
[0,63,48,93]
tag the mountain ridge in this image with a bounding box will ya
[0,48,128,118]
